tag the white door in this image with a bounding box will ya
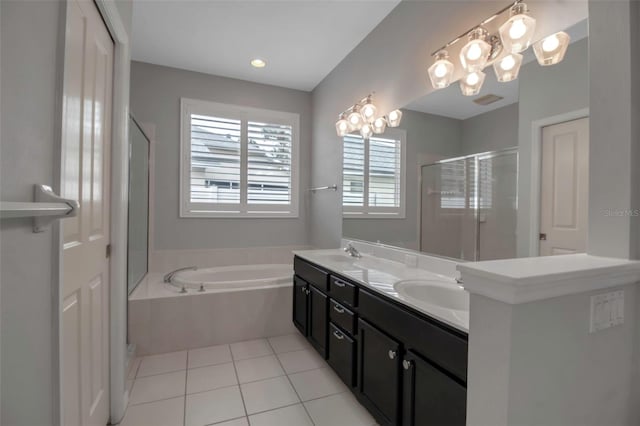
[539,117,589,256]
[60,0,114,424]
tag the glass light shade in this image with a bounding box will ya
[499,3,536,53]
[387,109,403,127]
[347,110,364,131]
[360,123,373,139]
[372,117,387,134]
[335,118,350,137]
[460,28,491,72]
[428,51,455,89]
[360,101,377,123]
[533,32,570,66]
[493,52,523,82]
[460,70,486,96]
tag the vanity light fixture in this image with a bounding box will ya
[493,52,523,82]
[334,95,402,138]
[426,1,571,95]
[372,117,387,134]
[250,58,266,68]
[499,2,536,53]
[335,114,350,137]
[387,109,403,127]
[533,31,570,66]
[460,71,486,96]
[460,28,492,72]
[360,123,374,139]
[428,50,455,89]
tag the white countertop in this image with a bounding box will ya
[458,253,640,304]
[294,249,469,333]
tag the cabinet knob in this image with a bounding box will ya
[403,360,412,370]
[388,350,397,360]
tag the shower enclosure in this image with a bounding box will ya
[420,148,518,261]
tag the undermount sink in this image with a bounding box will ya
[394,279,469,311]
[316,253,357,264]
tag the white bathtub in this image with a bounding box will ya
[129,264,296,355]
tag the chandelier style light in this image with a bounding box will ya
[334,94,402,138]
[427,0,570,96]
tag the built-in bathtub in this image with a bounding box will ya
[128,264,296,355]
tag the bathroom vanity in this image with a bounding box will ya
[292,250,468,426]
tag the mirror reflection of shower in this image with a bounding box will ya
[420,148,518,261]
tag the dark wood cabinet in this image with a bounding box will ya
[293,256,468,426]
[328,323,356,386]
[402,350,467,426]
[308,284,328,357]
[357,319,402,426]
[292,276,308,335]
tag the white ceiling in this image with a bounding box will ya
[132,0,400,91]
[406,18,589,120]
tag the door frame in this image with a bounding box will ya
[56,1,130,424]
[528,108,589,257]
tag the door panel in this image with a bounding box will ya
[357,319,401,425]
[61,0,113,424]
[293,276,308,335]
[308,285,328,358]
[402,350,466,426]
[540,117,589,256]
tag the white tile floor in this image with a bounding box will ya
[121,334,378,426]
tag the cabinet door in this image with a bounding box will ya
[328,323,356,387]
[293,276,308,335]
[308,284,328,358]
[357,319,401,425]
[402,350,466,426]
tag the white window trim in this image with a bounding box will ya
[342,128,407,219]
[180,98,300,218]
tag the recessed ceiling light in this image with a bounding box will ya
[251,58,266,68]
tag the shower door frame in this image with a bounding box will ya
[418,147,519,261]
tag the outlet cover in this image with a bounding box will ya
[589,290,624,333]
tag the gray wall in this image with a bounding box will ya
[130,61,312,250]
[343,110,462,250]
[0,1,132,424]
[516,37,589,257]
[461,103,518,155]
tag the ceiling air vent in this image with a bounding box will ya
[473,94,504,106]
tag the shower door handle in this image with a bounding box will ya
[539,233,547,241]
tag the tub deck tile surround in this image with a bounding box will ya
[121,334,378,426]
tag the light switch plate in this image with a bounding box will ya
[589,290,624,333]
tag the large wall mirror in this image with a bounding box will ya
[342,17,589,262]
[127,116,150,294]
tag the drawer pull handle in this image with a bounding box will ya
[333,330,345,340]
[403,360,412,370]
[333,304,345,314]
[388,350,397,360]
[333,280,346,288]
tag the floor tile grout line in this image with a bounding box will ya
[183,352,189,426]
[204,414,248,426]
[266,339,316,426]
[231,354,250,419]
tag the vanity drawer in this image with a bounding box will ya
[294,257,329,292]
[328,323,356,387]
[359,290,468,383]
[330,275,357,307]
[329,299,356,336]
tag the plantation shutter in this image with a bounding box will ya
[247,121,293,204]
[190,114,241,204]
[368,136,401,208]
[440,160,467,209]
[343,135,365,206]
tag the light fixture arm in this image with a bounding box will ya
[429,0,522,56]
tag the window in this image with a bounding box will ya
[342,130,406,218]
[181,98,299,217]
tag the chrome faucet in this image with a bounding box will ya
[163,266,197,283]
[344,243,362,258]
